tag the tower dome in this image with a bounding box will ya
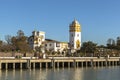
[70,19,80,27]
[69,19,81,32]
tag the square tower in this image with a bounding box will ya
[69,19,81,50]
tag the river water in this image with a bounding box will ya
[0,66,120,80]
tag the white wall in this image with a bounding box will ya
[69,32,81,49]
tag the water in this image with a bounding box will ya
[0,66,120,80]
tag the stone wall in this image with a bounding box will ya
[0,52,34,57]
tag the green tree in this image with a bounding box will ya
[0,40,3,51]
[116,37,120,50]
[17,30,24,38]
[81,41,97,56]
[11,30,31,52]
[107,38,115,49]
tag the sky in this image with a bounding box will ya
[0,0,120,45]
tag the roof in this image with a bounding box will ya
[45,39,60,43]
[70,19,80,27]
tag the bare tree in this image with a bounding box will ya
[5,35,12,44]
[17,30,24,38]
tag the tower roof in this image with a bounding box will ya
[70,19,80,27]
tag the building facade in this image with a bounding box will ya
[45,39,68,52]
[28,30,45,50]
[28,32,68,53]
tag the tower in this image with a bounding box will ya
[28,30,45,50]
[69,19,81,50]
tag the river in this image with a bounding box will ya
[0,66,120,80]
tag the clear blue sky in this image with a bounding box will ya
[0,0,120,45]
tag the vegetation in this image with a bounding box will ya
[0,30,32,53]
[0,29,120,57]
[80,41,97,56]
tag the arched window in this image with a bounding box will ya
[76,40,80,48]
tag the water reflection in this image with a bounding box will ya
[73,68,83,80]
[12,70,15,80]
[46,68,83,80]
[0,66,120,80]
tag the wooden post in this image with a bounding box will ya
[91,59,93,67]
[81,62,83,67]
[73,59,76,68]
[0,62,1,70]
[108,61,110,66]
[112,61,114,66]
[115,61,117,66]
[57,62,59,68]
[105,59,108,67]
[68,62,70,68]
[86,61,87,67]
[94,62,96,67]
[40,63,42,68]
[6,63,8,70]
[20,63,22,69]
[101,61,103,66]
[62,62,64,68]
[51,59,55,68]
[27,59,31,69]
[98,61,99,67]
[13,63,15,69]
[76,62,78,68]
[33,63,35,69]
[46,62,48,68]
[119,59,120,66]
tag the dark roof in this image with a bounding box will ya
[45,39,60,43]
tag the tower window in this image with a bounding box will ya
[72,41,73,43]
[71,34,73,37]
[77,34,79,37]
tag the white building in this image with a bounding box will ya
[69,19,81,51]
[28,31,68,52]
[28,30,45,50]
[28,19,81,53]
[45,39,68,52]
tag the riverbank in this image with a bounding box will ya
[0,57,120,70]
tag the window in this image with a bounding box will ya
[71,34,73,37]
[56,43,60,47]
[77,34,79,37]
[31,38,33,41]
[39,39,41,42]
[71,41,73,43]
[49,44,52,46]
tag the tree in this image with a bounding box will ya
[116,37,120,49]
[17,30,24,38]
[0,40,2,46]
[35,46,42,53]
[107,38,115,49]
[0,40,3,51]
[81,41,97,56]
[11,30,32,52]
[5,35,12,44]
